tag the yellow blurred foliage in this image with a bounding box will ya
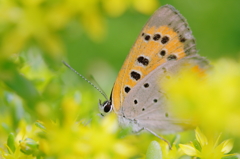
[0,0,159,58]
[163,59,240,136]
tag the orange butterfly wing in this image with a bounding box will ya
[112,5,197,112]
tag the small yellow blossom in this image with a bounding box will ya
[0,0,159,60]
[160,140,184,159]
[132,0,159,15]
[195,127,208,146]
[146,139,185,159]
[102,0,129,17]
[179,127,234,159]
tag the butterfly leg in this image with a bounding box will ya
[133,127,144,134]
[144,127,172,150]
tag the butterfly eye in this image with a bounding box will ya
[99,100,112,115]
[103,101,112,113]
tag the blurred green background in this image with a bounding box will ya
[0,0,239,130]
[1,0,240,97]
[0,0,240,157]
[67,0,240,94]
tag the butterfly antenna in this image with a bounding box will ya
[89,75,108,100]
[62,61,108,101]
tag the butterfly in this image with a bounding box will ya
[63,4,209,147]
[98,4,209,142]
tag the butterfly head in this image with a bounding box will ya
[99,99,113,116]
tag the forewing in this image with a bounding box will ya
[111,5,197,112]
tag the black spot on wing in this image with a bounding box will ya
[137,56,149,66]
[144,35,151,41]
[130,71,141,81]
[161,36,170,44]
[160,50,166,57]
[124,86,131,93]
[179,35,186,42]
[153,33,161,41]
[167,54,177,60]
[134,99,138,104]
[143,83,149,88]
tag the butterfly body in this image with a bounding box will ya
[99,5,209,135]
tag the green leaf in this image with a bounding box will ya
[7,133,15,153]
[222,155,239,159]
[20,138,39,155]
[35,121,46,130]
[146,141,162,159]
[1,60,40,107]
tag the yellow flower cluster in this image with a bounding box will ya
[1,57,240,158]
[180,127,234,159]
[0,106,139,158]
[0,0,159,58]
[163,59,240,136]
